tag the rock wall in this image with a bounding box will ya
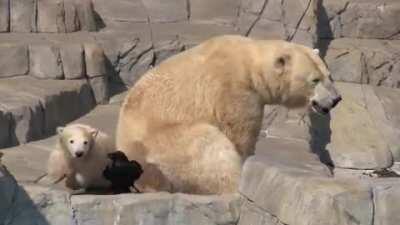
[1,0,400,224]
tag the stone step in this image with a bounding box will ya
[239,133,400,225]
[0,0,98,33]
[0,77,95,148]
[321,38,400,88]
[0,34,110,104]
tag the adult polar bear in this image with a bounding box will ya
[116,35,341,194]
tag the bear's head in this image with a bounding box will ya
[56,124,99,159]
[256,41,341,114]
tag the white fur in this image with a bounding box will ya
[46,124,114,190]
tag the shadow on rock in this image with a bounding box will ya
[0,166,51,225]
[309,111,334,169]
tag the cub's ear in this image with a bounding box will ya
[274,54,291,75]
[90,129,99,139]
[56,127,64,135]
[312,48,320,55]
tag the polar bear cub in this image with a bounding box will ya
[46,124,114,190]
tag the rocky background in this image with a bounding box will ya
[1,0,400,224]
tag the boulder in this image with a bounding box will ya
[319,0,400,39]
[322,39,400,88]
[29,44,64,79]
[76,0,97,31]
[37,0,65,33]
[0,0,9,32]
[190,0,241,26]
[10,0,36,32]
[373,180,400,225]
[84,43,107,77]
[64,0,80,32]
[0,44,29,78]
[142,0,188,23]
[89,76,109,104]
[153,38,184,65]
[60,43,84,79]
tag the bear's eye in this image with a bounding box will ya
[83,141,88,145]
[69,140,74,144]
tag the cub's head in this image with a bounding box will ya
[57,124,98,159]
[257,41,341,114]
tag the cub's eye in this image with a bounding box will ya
[312,78,320,84]
[69,140,74,144]
[83,141,88,145]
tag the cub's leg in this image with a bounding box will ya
[43,150,69,185]
[137,123,242,194]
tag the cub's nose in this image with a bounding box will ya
[75,151,84,158]
[332,96,342,108]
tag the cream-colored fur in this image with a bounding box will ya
[116,35,338,194]
[47,124,114,190]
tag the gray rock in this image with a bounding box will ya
[0,0,9,32]
[143,0,188,23]
[93,0,148,23]
[238,201,284,225]
[0,44,29,77]
[153,38,184,65]
[10,0,36,32]
[84,43,107,77]
[76,0,97,31]
[243,0,318,47]
[71,193,240,225]
[190,0,241,26]
[29,44,64,79]
[60,43,84,79]
[311,83,393,169]
[323,39,400,88]
[0,77,95,146]
[64,0,80,32]
[319,0,400,39]
[89,76,109,104]
[373,180,400,225]
[37,0,65,33]
[0,90,44,145]
[0,111,10,148]
[241,140,373,225]
[118,39,154,86]
[371,86,400,161]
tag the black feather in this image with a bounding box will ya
[103,151,143,194]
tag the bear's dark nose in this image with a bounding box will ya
[332,96,342,108]
[75,151,84,158]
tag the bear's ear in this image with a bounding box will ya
[312,48,320,55]
[274,54,291,75]
[56,127,64,135]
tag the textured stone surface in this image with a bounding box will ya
[84,43,107,77]
[239,0,318,47]
[30,45,64,79]
[153,38,184,65]
[10,0,36,32]
[143,0,188,23]
[0,0,9,32]
[89,75,109,104]
[118,39,154,86]
[0,77,95,147]
[373,180,400,225]
[77,0,97,31]
[190,0,240,26]
[37,0,65,33]
[0,44,29,77]
[64,0,80,32]
[323,39,400,88]
[319,0,400,39]
[311,83,393,169]
[241,137,373,225]
[59,43,84,79]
